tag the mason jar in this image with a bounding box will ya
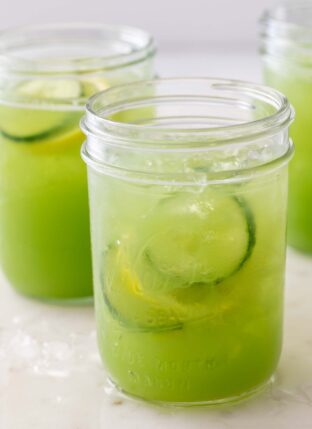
[81,78,294,405]
[0,23,155,302]
[260,3,312,252]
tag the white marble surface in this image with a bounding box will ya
[1,247,312,429]
[1,52,312,428]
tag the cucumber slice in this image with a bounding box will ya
[0,79,81,142]
[0,110,73,142]
[101,191,255,332]
[102,242,243,332]
[16,79,82,100]
[102,245,183,332]
[136,191,255,291]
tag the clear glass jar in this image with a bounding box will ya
[0,23,155,302]
[260,3,312,252]
[81,78,293,405]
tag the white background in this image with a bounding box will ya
[1,0,282,50]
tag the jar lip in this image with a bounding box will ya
[0,22,156,75]
[82,77,294,151]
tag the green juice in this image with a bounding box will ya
[264,67,312,252]
[0,21,155,301]
[89,167,288,403]
[0,79,113,300]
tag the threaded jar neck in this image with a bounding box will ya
[81,77,294,185]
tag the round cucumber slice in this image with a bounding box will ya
[102,245,183,332]
[0,79,81,142]
[0,109,73,142]
[102,243,243,332]
[136,191,255,291]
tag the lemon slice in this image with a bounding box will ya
[102,240,243,331]
[80,77,110,98]
[103,245,183,332]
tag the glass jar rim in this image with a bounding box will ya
[81,77,294,185]
[82,77,293,151]
[0,22,156,75]
[260,2,312,64]
[261,1,312,36]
